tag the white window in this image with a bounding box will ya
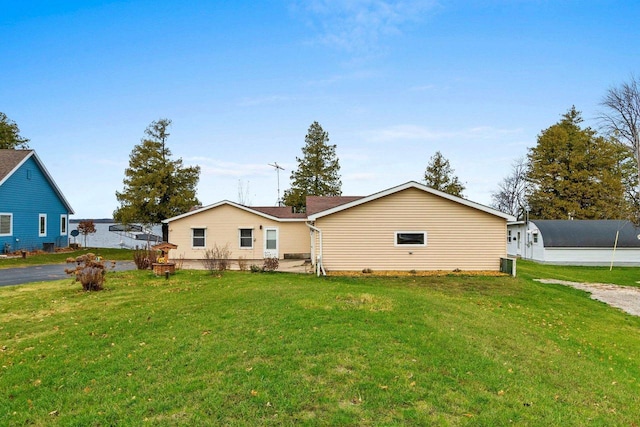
[395,231,426,246]
[508,230,512,242]
[533,233,539,244]
[239,228,253,249]
[60,214,68,235]
[39,214,47,237]
[192,228,206,248]
[0,213,12,236]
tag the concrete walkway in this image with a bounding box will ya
[178,259,313,273]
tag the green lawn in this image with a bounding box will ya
[517,259,640,287]
[1,264,639,425]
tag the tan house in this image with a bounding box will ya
[164,181,515,274]
[164,201,310,262]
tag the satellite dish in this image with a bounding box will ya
[71,230,79,237]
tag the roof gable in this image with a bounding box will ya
[308,181,515,221]
[164,200,307,223]
[164,181,515,224]
[0,149,74,214]
[532,220,640,248]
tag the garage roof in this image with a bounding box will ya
[533,220,640,248]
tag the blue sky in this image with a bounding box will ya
[2,0,639,218]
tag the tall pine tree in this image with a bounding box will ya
[423,151,465,197]
[283,122,341,212]
[526,107,632,219]
[114,119,201,241]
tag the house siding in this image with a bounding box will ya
[315,187,507,271]
[0,157,70,252]
[167,204,310,260]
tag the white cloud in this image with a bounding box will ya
[409,84,437,91]
[185,157,281,178]
[296,0,439,52]
[236,95,294,107]
[364,124,524,143]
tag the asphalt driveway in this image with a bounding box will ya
[0,262,137,287]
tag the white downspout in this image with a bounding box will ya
[305,222,325,276]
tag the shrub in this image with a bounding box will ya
[237,256,248,271]
[174,254,185,270]
[250,264,262,273]
[362,268,373,274]
[203,243,231,274]
[263,257,279,272]
[65,253,110,291]
[133,249,156,270]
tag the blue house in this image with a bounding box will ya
[0,149,74,253]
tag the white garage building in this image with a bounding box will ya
[507,220,640,266]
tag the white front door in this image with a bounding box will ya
[264,227,278,258]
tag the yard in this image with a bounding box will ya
[1,261,639,425]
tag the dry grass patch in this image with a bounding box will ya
[328,270,508,277]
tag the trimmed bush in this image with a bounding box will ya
[65,253,109,291]
[133,249,156,270]
[263,257,279,272]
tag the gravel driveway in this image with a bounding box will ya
[535,279,640,317]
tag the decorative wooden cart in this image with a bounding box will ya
[151,242,178,276]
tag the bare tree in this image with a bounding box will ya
[599,75,640,185]
[491,157,529,218]
[237,179,252,205]
[77,220,97,248]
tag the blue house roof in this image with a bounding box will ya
[0,149,74,214]
[532,220,640,248]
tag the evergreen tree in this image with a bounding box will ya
[526,107,631,219]
[283,122,341,211]
[423,151,465,197]
[0,112,30,149]
[114,119,201,240]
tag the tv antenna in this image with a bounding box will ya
[268,162,285,206]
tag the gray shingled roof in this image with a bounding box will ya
[306,196,364,215]
[533,220,640,248]
[0,149,31,182]
[250,206,307,219]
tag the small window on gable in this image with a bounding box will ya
[39,214,47,237]
[60,214,68,235]
[0,213,12,236]
[395,231,426,246]
[533,233,539,243]
[239,228,253,249]
[192,228,206,248]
